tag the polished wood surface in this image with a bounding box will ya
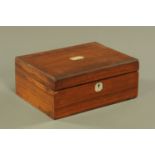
[54,72,138,119]
[16,42,139,90]
[15,42,139,119]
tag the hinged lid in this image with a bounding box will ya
[16,42,139,91]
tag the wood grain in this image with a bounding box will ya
[15,42,139,119]
[54,71,138,119]
[55,72,138,108]
[16,42,139,91]
[16,64,54,118]
[55,87,138,119]
[16,64,138,119]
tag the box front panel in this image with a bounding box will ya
[54,72,138,119]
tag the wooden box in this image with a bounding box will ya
[15,42,139,119]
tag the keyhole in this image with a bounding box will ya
[95,82,103,92]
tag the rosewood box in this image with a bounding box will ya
[15,42,139,119]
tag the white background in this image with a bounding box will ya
[0,0,155,25]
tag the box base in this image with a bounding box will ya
[16,74,138,119]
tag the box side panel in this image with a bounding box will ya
[16,63,54,118]
[54,71,138,119]
[15,57,56,91]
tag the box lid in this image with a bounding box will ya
[16,42,139,91]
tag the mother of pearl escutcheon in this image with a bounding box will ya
[95,82,103,92]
